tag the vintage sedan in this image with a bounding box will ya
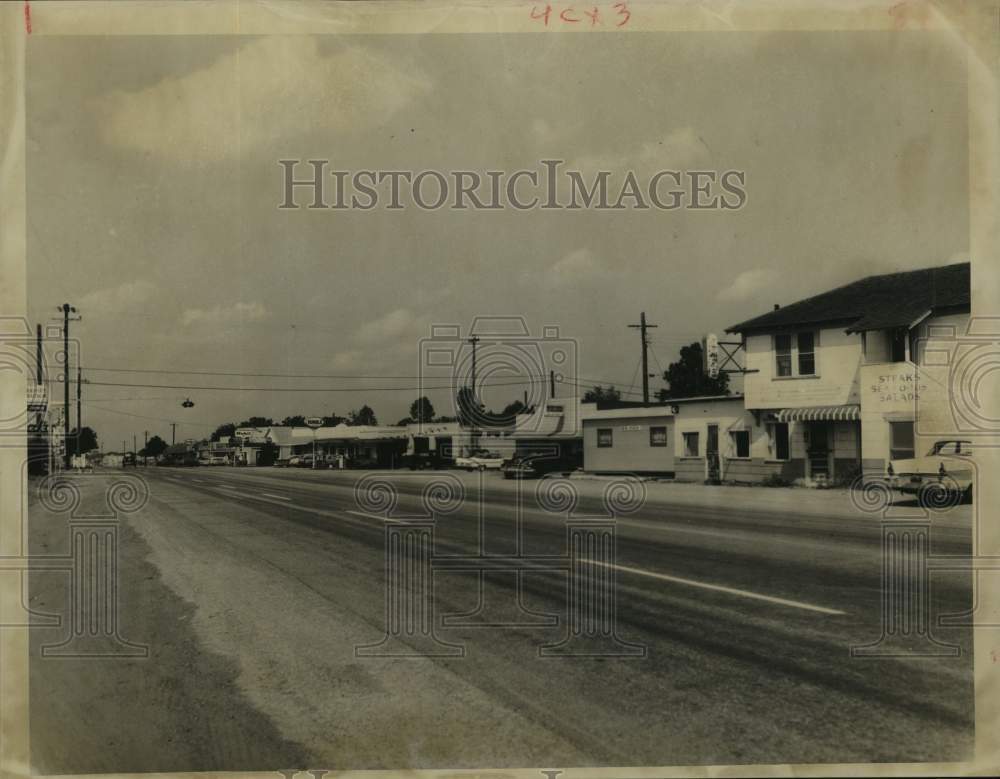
[501,454,578,480]
[455,451,506,471]
[888,439,974,505]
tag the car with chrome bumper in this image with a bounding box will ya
[887,439,974,505]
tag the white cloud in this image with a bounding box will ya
[78,280,157,313]
[572,127,708,173]
[355,308,422,344]
[716,269,780,303]
[527,248,610,290]
[98,37,431,164]
[180,301,269,328]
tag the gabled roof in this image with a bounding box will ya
[726,262,969,335]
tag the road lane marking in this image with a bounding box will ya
[587,560,847,615]
[184,484,845,615]
[260,493,292,501]
[347,510,387,522]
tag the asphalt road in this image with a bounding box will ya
[29,466,974,772]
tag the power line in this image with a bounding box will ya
[47,377,547,393]
[80,401,218,429]
[45,365,442,380]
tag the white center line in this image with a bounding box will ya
[588,560,846,615]
[347,510,387,522]
[260,493,292,502]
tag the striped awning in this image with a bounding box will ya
[775,405,860,422]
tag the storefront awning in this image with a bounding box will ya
[775,405,860,422]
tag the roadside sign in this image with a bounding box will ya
[703,333,720,379]
[304,417,324,429]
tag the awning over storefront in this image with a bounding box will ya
[775,405,860,422]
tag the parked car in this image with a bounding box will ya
[404,451,446,470]
[888,439,974,505]
[296,453,334,469]
[456,451,506,471]
[501,454,578,480]
[287,455,303,468]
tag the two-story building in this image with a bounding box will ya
[726,262,971,484]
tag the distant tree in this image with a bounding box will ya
[281,415,306,427]
[583,385,621,403]
[348,405,378,426]
[68,426,98,456]
[211,423,236,442]
[501,399,527,418]
[456,387,483,427]
[396,416,413,427]
[239,416,274,428]
[409,396,435,423]
[141,435,169,458]
[435,415,458,423]
[656,342,730,400]
[322,412,346,426]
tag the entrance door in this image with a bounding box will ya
[806,421,831,480]
[706,424,720,483]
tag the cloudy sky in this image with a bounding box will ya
[27,31,968,448]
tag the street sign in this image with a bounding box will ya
[703,333,720,379]
[304,417,324,429]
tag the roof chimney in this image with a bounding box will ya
[773,304,780,310]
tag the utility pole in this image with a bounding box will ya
[35,324,44,449]
[628,311,658,405]
[76,363,82,455]
[133,433,137,463]
[467,335,481,453]
[56,303,79,468]
[467,336,480,395]
[143,430,148,465]
[171,423,176,445]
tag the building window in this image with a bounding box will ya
[890,327,908,363]
[775,334,792,377]
[730,430,750,458]
[597,428,613,448]
[889,420,915,460]
[797,332,816,375]
[649,426,667,447]
[683,432,699,457]
[768,422,790,460]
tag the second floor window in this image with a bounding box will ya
[775,334,793,376]
[649,426,668,447]
[774,331,817,377]
[597,428,613,448]
[797,332,816,375]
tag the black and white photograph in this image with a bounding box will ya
[2,1,999,777]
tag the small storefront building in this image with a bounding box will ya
[581,403,676,476]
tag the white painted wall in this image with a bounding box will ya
[743,328,864,409]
